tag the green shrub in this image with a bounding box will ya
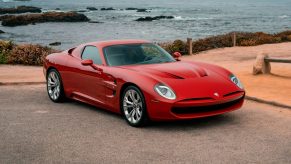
[0,40,14,64]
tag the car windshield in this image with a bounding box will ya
[103,43,176,66]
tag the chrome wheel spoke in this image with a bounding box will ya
[137,102,142,108]
[131,109,136,122]
[136,94,140,102]
[124,97,133,105]
[136,108,141,118]
[124,104,133,108]
[128,90,135,102]
[48,78,55,87]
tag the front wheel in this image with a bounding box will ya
[121,86,149,127]
[47,69,65,102]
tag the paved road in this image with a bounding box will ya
[0,84,290,164]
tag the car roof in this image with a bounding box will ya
[85,39,151,48]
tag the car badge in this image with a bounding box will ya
[214,92,219,97]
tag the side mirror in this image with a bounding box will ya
[172,52,182,61]
[81,59,93,66]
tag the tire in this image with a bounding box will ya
[121,86,149,127]
[46,68,65,102]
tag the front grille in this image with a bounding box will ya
[172,97,243,115]
[223,91,244,98]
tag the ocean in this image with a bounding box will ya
[0,0,290,49]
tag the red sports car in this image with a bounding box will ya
[44,40,245,127]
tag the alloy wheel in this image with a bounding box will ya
[47,71,61,101]
[123,89,143,124]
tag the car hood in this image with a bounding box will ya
[119,61,242,100]
[119,61,208,79]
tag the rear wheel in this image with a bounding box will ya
[47,69,65,102]
[121,86,148,127]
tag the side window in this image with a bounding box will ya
[81,46,102,65]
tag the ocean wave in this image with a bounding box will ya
[2,0,31,2]
[279,15,289,19]
[173,16,213,21]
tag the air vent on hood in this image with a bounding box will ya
[163,72,184,79]
[197,69,208,77]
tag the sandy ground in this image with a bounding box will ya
[0,65,44,83]
[182,42,291,106]
[0,84,290,163]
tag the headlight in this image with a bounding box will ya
[230,74,243,89]
[154,83,176,100]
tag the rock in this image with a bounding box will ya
[49,42,61,46]
[155,16,174,19]
[135,15,174,21]
[136,9,148,12]
[0,30,4,34]
[86,7,98,11]
[125,8,138,10]
[253,53,271,75]
[0,15,13,21]
[100,7,115,11]
[88,21,104,23]
[76,10,87,13]
[0,6,41,15]
[55,8,60,10]
[135,17,153,21]
[1,12,90,27]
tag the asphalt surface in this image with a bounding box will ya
[0,84,290,164]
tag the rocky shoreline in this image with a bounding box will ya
[0,6,41,14]
[1,12,90,27]
[0,5,175,26]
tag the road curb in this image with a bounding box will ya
[0,82,45,86]
[245,95,291,110]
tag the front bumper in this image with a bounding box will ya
[146,91,245,121]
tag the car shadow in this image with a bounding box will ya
[68,99,123,119]
[147,114,238,130]
[67,99,239,129]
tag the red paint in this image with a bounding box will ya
[43,40,245,121]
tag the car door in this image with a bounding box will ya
[76,45,105,105]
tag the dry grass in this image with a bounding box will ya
[0,40,57,65]
[158,40,187,54]
[8,44,57,65]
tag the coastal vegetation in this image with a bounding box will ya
[0,40,57,65]
[0,30,290,66]
[159,31,291,54]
